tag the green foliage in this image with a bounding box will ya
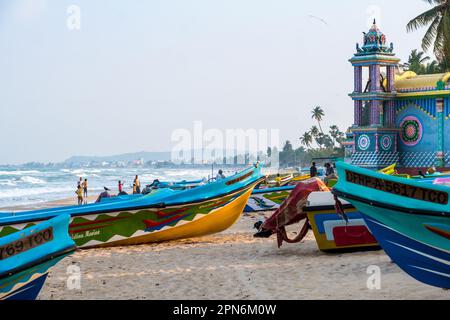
[278,107,347,168]
[407,1,450,69]
[311,106,325,133]
[403,49,448,74]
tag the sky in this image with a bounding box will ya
[0,0,432,164]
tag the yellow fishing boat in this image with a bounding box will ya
[101,183,257,246]
[292,173,311,182]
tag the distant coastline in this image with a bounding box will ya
[0,150,255,169]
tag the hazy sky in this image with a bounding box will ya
[0,0,431,164]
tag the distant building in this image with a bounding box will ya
[345,20,450,169]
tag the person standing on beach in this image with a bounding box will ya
[118,180,124,193]
[82,179,88,203]
[134,175,141,194]
[77,177,83,188]
[216,170,226,180]
[310,162,318,177]
[75,185,83,205]
[275,173,282,187]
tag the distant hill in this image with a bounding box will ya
[64,151,171,164]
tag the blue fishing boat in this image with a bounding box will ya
[0,214,75,300]
[332,161,450,289]
[244,185,295,212]
[0,165,264,248]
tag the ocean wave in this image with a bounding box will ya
[0,186,75,199]
[0,179,17,186]
[20,176,46,184]
[0,170,41,176]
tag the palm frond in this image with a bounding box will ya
[421,15,441,52]
[406,6,440,32]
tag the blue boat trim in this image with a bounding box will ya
[0,246,75,280]
[2,273,49,300]
[332,189,450,218]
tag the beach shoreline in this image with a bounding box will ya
[9,197,445,300]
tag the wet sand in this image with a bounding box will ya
[10,197,445,300]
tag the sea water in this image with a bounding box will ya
[0,167,224,209]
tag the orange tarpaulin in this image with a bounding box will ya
[258,178,329,247]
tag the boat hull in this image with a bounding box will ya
[306,206,378,252]
[0,166,263,248]
[0,214,75,300]
[0,182,259,248]
[105,186,254,246]
[333,162,450,288]
[347,199,450,288]
[0,254,69,300]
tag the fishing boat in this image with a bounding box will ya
[142,178,207,192]
[0,165,264,248]
[265,174,294,187]
[332,161,450,289]
[244,185,295,212]
[0,214,75,300]
[305,192,378,251]
[291,173,311,182]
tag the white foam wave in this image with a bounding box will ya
[20,176,46,184]
[0,186,75,199]
[0,170,41,176]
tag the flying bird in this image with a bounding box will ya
[308,15,328,26]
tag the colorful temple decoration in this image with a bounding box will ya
[344,20,450,169]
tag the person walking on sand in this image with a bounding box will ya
[310,162,318,178]
[82,178,88,204]
[134,175,141,194]
[75,185,83,205]
[77,176,83,188]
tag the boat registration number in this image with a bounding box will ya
[345,170,449,205]
[0,227,54,260]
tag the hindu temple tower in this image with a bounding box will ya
[345,20,450,170]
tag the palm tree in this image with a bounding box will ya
[311,106,325,133]
[300,132,313,148]
[407,0,450,69]
[329,125,344,146]
[403,49,431,73]
[310,126,319,137]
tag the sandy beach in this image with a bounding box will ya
[7,198,445,300]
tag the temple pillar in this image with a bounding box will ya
[370,100,381,126]
[354,66,362,93]
[354,100,363,126]
[387,66,395,92]
[384,101,395,127]
[436,98,445,167]
[369,65,381,92]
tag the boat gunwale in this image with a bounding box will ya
[0,176,266,227]
[332,188,450,218]
[304,203,354,212]
[0,245,76,281]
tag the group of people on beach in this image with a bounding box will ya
[75,175,142,205]
[309,162,338,184]
[75,177,88,205]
